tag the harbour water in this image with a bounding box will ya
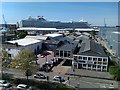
[99,27,120,57]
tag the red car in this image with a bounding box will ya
[37,54,45,58]
[43,51,51,55]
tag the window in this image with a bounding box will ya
[60,51,63,57]
[98,58,102,61]
[83,64,86,67]
[64,51,67,57]
[103,66,106,69]
[68,51,71,57]
[56,50,59,56]
[74,56,77,61]
[93,65,96,68]
[93,58,97,61]
[79,61,85,63]
[79,56,82,60]
[88,57,92,60]
[94,62,97,64]
[103,62,107,65]
[88,64,91,67]
[8,48,10,51]
[98,62,102,64]
[103,59,107,62]
[83,57,87,60]
[97,65,101,68]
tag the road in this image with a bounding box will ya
[0,68,119,89]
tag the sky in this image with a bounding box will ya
[1,2,118,26]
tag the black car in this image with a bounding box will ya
[33,73,47,79]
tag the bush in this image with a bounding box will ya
[109,66,119,75]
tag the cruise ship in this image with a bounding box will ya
[19,16,91,28]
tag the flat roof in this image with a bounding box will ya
[7,38,41,46]
[75,28,99,31]
[17,27,66,31]
[44,33,63,37]
[25,35,48,40]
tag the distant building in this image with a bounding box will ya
[44,33,63,40]
[0,24,17,30]
[73,39,108,71]
[3,38,42,58]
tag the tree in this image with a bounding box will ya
[11,48,36,70]
[109,66,119,75]
[0,49,10,68]
[16,31,27,39]
[10,48,36,83]
[115,69,120,81]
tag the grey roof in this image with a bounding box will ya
[43,40,61,45]
[60,36,74,43]
[56,40,78,51]
[78,39,107,57]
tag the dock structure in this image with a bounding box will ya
[96,36,116,57]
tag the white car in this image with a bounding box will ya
[0,80,12,89]
[53,75,65,82]
[17,84,32,90]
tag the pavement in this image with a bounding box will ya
[37,51,54,66]
[66,68,112,80]
[96,36,116,56]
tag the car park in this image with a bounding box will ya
[17,84,32,90]
[0,80,12,89]
[33,73,47,79]
[53,75,65,82]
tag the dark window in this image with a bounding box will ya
[98,58,102,61]
[103,66,106,69]
[83,57,87,60]
[68,51,71,57]
[79,61,85,63]
[97,65,101,68]
[79,56,82,60]
[83,64,86,67]
[88,64,91,67]
[56,50,59,56]
[103,59,107,62]
[64,51,67,57]
[74,56,77,61]
[93,58,97,61]
[93,65,96,68]
[60,51,63,57]
[88,57,92,60]
[8,48,10,51]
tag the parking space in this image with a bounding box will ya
[37,51,55,66]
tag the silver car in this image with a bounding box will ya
[17,84,32,90]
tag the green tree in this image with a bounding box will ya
[115,69,120,81]
[16,31,27,39]
[0,49,10,68]
[11,48,36,70]
[109,66,119,75]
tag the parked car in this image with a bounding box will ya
[0,80,12,89]
[37,54,45,58]
[33,73,47,79]
[43,51,51,55]
[17,84,32,90]
[39,65,47,71]
[53,75,65,82]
